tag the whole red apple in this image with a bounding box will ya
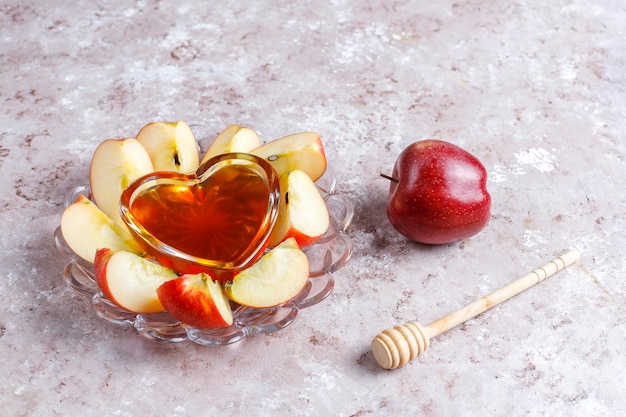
[383,140,491,244]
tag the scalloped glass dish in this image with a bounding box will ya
[54,168,353,345]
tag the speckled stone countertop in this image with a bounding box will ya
[1,1,624,416]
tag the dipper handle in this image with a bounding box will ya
[371,250,580,370]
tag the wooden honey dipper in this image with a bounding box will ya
[371,250,580,370]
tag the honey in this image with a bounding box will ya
[128,163,272,265]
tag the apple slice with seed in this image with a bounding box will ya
[269,169,329,247]
[157,273,233,329]
[136,121,199,173]
[224,238,309,308]
[251,132,326,181]
[94,249,178,313]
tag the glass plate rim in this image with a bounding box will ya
[55,171,353,345]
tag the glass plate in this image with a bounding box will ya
[54,168,354,345]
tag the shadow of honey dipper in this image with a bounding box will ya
[371,250,581,370]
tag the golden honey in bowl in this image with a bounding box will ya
[130,164,270,260]
[120,153,280,276]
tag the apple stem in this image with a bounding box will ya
[380,173,399,183]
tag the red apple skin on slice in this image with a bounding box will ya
[224,238,309,308]
[269,170,330,247]
[157,273,233,329]
[94,249,178,314]
[251,132,327,182]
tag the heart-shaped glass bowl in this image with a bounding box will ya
[120,152,280,277]
[54,167,354,345]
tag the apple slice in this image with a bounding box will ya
[61,195,144,263]
[251,132,327,181]
[269,170,329,247]
[156,273,233,329]
[136,121,200,173]
[94,248,178,313]
[200,124,262,164]
[89,138,154,227]
[224,237,309,308]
